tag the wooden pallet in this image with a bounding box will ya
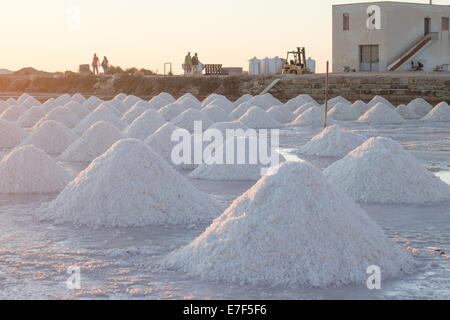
[204,64,222,75]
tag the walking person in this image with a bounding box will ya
[92,53,100,75]
[184,52,192,76]
[192,53,199,75]
[101,56,109,75]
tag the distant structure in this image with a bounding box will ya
[222,67,243,76]
[79,64,91,75]
[333,1,450,72]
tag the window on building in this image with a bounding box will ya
[443,17,449,31]
[343,13,349,31]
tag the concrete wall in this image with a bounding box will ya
[333,2,450,72]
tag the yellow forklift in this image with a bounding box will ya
[282,47,309,75]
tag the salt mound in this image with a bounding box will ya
[114,93,127,101]
[0,119,28,148]
[396,104,418,119]
[202,94,226,107]
[107,97,129,114]
[234,94,252,106]
[124,109,167,140]
[293,102,317,116]
[239,106,281,129]
[55,94,72,106]
[158,92,176,103]
[172,108,212,133]
[423,102,450,122]
[351,100,369,114]
[205,98,235,113]
[299,125,366,157]
[148,96,169,109]
[121,104,146,124]
[59,121,125,162]
[266,105,295,123]
[246,95,274,110]
[368,95,395,109]
[123,95,142,108]
[407,98,433,118]
[167,161,413,288]
[358,103,405,124]
[39,139,224,227]
[207,120,249,134]
[74,104,126,135]
[17,106,45,128]
[291,107,334,127]
[21,96,41,109]
[1,105,27,121]
[72,93,86,104]
[328,102,360,121]
[230,101,252,119]
[37,106,80,129]
[83,96,104,111]
[325,137,450,204]
[65,101,90,119]
[178,96,202,110]
[261,93,282,106]
[178,93,200,104]
[17,93,30,104]
[0,145,71,194]
[328,96,350,109]
[144,122,179,164]
[201,105,233,123]
[0,101,10,114]
[284,97,309,111]
[158,102,186,120]
[41,98,58,114]
[297,94,315,102]
[22,121,78,155]
[6,98,18,105]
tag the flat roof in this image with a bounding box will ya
[333,1,450,8]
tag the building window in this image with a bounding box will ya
[343,13,350,31]
[443,17,449,31]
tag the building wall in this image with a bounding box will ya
[333,2,450,72]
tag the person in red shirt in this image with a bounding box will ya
[92,54,100,75]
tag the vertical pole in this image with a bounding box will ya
[324,61,329,129]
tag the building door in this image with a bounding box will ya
[425,18,431,35]
[360,45,379,71]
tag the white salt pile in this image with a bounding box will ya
[284,97,308,112]
[74,104,126,135]
[189,136,285,181]
[158,92,176,103]
[178,96,202,110]
[0,105,27,121]
[0,119,28,148]
[324,137,450,204]
[166,161,413,288]
[121,104,146,124]
[172,109,212,133]
[59,121,125,163]
[291,106,334,127]
[108,97,129,114]
[230,101,252,119]
[358,103,405,124]
[205,98,235,113]
[17,106,45,128]
[293,102,317,116]
[178,93,200,104]
[234,94,252,107]
[266,105,295,123]
[144,122,180,165]
[368,95,395,109]
[202,94,225,107]
[262,93,282,106]
[158,102,186,120]
[423,102,450,122]
[201,105,233,123]
[114,93,127,101]
[0,145,71,194]
[239,106,281,129]
[21,96,41,109]
[124,109,167,140]
[22,121,78,155]
[351,100,369,115]
[407,98,433,118]
[17,93,30,104]
[38,139,224,227]
[299,125,366,157]
[65,101,90,119]
[55,94,72,106]
[246,95,274,110]
[396,104,418,120]
[41,98,58,114]
[83,96,104,112]
[72,93,86,104]
[6,98,18,105]
[0,101,10,114]
[297,94,315,102]
[207,120,250,134]
[37,106,80,129]
[328,102,361,121]
[123,95,142,109]
[328,96,350,109]
[148,96,169,109]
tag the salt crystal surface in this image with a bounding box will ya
[239,106,281,129]
[124,109,167,140]
[358,103,405,124]
[0,119,28,148]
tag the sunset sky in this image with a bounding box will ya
[0,0,447,74]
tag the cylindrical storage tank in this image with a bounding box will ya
[270,57,283,74]
[249,57,260,75]
[306,58,316,73]
[260,57,270,75]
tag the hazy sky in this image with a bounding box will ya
[0,0,447,74]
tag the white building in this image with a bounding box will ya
[333,2,450,72]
